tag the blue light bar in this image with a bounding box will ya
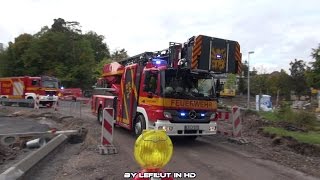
[180,112,186,116]
[200,113,205,117]
[152,59,167,66]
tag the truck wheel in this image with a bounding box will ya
[97,107,103,124]
[27,97,34,108]
[134,115,146,137]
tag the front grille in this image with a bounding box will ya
[166,109,213,123]
[45,91,57,96]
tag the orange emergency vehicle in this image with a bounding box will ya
[0,76,59,106]
[91,35,242,139]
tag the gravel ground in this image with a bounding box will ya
[241,112,320,177]
[0,103,319,180]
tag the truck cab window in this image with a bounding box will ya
[144,71,158,93]
[31,80,39,86]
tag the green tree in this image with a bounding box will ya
[93,58,112,79]
[306,44,320,88]
[267,70,291,99]
[111,48,128,61]
[83,31,110,63]
[238,63,248,94]
[250,74,268,95]
[3,34,34,76]
[0,18,129,89]
[0,50,9,77]
[289,59,308,96]
[225,74,236,89]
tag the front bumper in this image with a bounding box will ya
[154,120,217,136]
[39,95,58,102]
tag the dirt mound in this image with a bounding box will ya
[286,140,320,157]
[0,145,17,165]
[260,130,320,157]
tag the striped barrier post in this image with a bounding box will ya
[216,110,233,136]
[232,106,242,137]
[98,107,118,155]
[53,100,59,111]
[216,107,248,144]
[34,95,40,109]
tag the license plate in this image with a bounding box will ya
[184,125,199,130]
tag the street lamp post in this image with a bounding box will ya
[247,51,254,109]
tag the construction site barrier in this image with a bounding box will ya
[34,95,40,109]
[55,100,83,118]
[0,98,34,107]
[98,107,117,155]
[216,105,243,138]
[232,106,242,137]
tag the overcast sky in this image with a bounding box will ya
[1,0,319,73]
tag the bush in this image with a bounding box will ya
[260,103,317,129]
[276,108,317,129]
[293,111,317,128]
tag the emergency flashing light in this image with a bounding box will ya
[152,59,167,66]
[134,130,173,170]
[180,112,186,117]
[216,54,222,59]
[200,113,205,117]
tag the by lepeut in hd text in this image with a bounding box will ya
[124,172,197,178]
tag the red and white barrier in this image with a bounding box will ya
[232,106,242,137]
[216,106,243,138]
[34,95,40,109]
[101,108,114,145]
[53,100,59,111]
[216,111,233,136]
[98,107,118,155]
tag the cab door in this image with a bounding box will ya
[138,70,162,121]
[117,64,139,130]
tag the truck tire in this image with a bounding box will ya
[97,106,103,124]
[134,114,146,137]
[1,97,7,106]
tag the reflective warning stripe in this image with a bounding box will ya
[191,35,203,69]
[13,81,24,96]
[235,42,242,74]
[232,106,242,137]
[101,108,114,145]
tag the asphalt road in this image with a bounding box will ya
[0,117,50,134]
[3,103,318,180]
[114,127,317,180]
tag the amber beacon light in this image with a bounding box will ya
[133,130,174,180]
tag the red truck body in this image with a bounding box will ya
[0,76,59,105]
[91,35,242,137]
[58,88,91,103]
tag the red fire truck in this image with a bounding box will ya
[91,35,242,138]
[0,76,59,106]
[58,88,91,103]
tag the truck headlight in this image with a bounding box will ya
[163,111,172,119]
[158,126,173,131]
[209,126,216,131]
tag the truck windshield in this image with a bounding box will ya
[41,80,59,88]
[160,69,214,100]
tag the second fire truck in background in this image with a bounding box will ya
[0,76,59,106]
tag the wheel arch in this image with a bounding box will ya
[25,93,36,100]
[136,107,149,130]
